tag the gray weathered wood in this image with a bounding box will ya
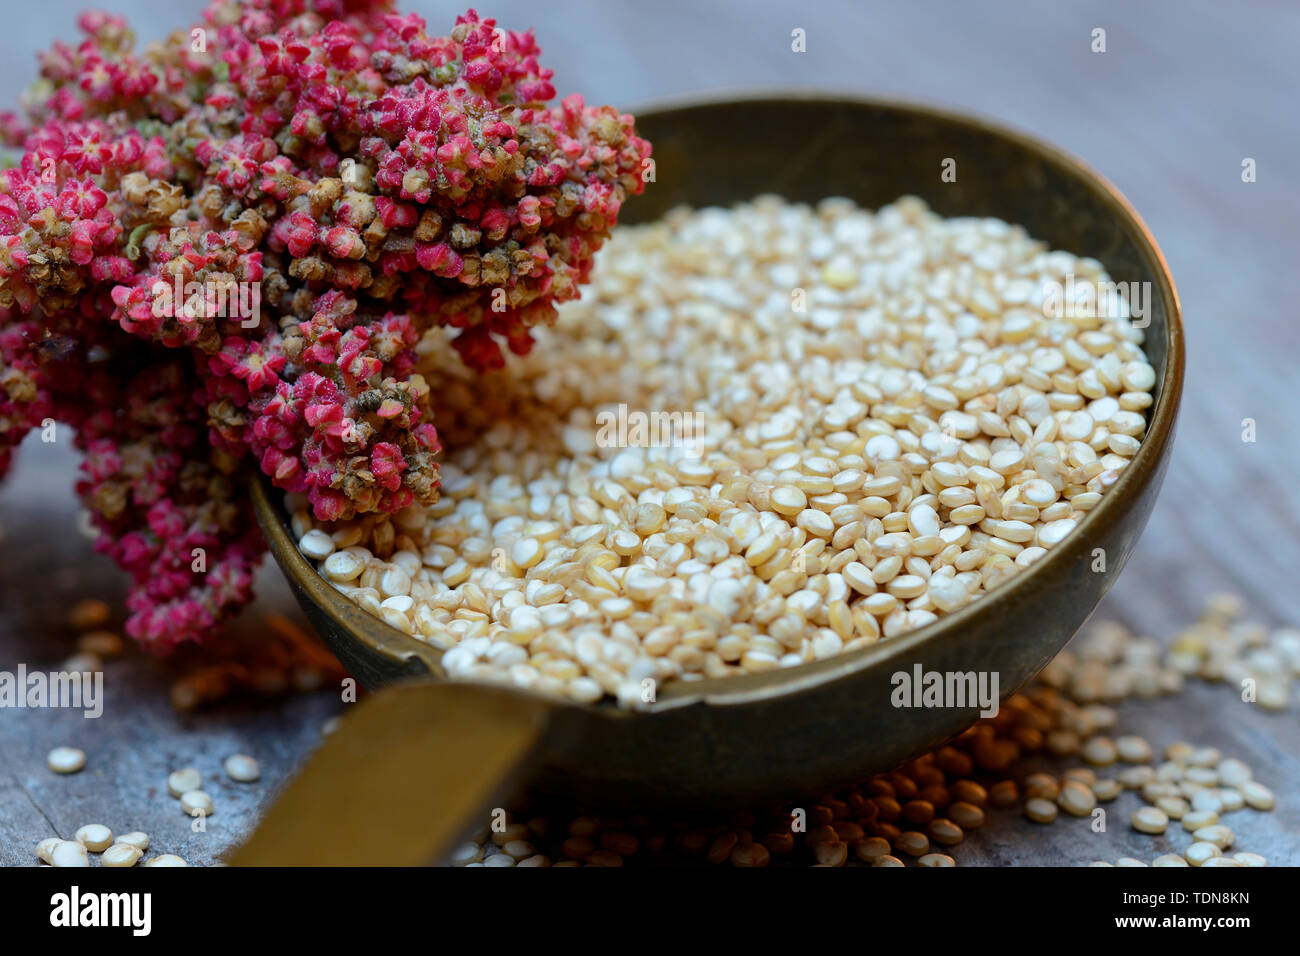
[2,0,1297,865]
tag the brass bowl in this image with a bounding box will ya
[251,93,1183,811]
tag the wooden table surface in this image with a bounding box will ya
[2,0,1297,866]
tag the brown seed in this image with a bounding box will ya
[822,797,851,819]
[730,842,770,867]
[848,792,875,818]
[854,837,892,862]
[902,800,936,825]
[76,631,123,658]
[888,775,919,799]
[917,784,951,810]
[872,796,902,822]
[834,822,866,845]
[763,832,795,855]
[707,832,739,864]
[947,801,986,829]
[600,831,638,856]
[568,817,599,837]
[869,821,902,841]
[67,599,111,632]
[561,836,595,859]
[1045,730,1081,756]
[813,841,848,867]
[973,738,1017,772]
[910,766,946,788]
[895,831,930,856]
[989,780,1020,808]
[676,830,708,855]
[807,824,839,845]
[936,747,974,777]
[950,780,988,807]
[1024,773,1060,801]
[867,780,896,799]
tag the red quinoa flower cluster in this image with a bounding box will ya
[0,0,650,651]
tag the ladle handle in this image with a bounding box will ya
[229,680,550,865]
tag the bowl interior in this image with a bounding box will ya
[254,94,1183,802]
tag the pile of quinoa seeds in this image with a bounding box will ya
[292,195,1157,707]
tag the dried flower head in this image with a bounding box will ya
[0,0,650,650]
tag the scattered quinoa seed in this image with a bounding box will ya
[115,832,149,851]
[74,824,113,852]
[35,838,60,865]
[180,790,214,817]
[47,747,85,774]
[1130,807,1169,835]
[102,844,143,868]
[1185,841,1222,866]
[224,754,261,783]
[1025,798,1059,824]
[167,768,202,797]
[50,841,90,868]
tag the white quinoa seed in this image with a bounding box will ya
[1025,798,1058,824]
[1057,781,1097,817]
[51,840,90,868]
[47,746,86,774]
[1192,825,1234,849]
[224,754,261,783]
[1130,807,1169,834]
[74,824,113,852]
[167,768,201,797]
[35,837,61,864]
[297,528,336,560]
[1180,809,1219,831]
[180,790,214,817]
[1237,780,1275,811]
[115,831,150,852]
[1185,841,1222,866]
[102,844,143,867]
[306,197,1154,705]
